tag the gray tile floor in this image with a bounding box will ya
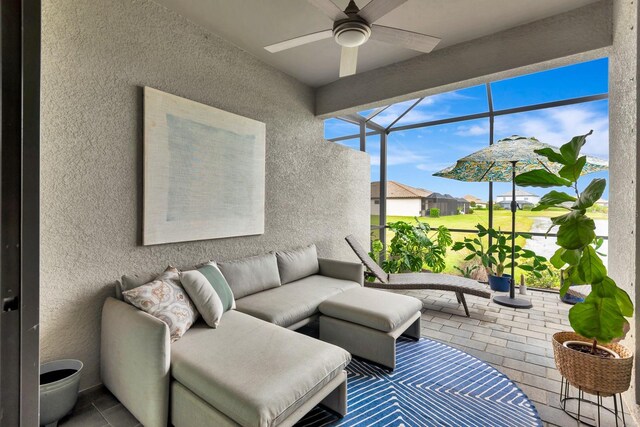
[62,288,636,427]
[59,383,140,427]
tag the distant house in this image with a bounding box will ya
[456,197,471,214]
[371,181,470,216]
[596,198,608,207]
[371,181,432,217]
[463,194,486,208]
[424,193,469,216]
[495,189,540,209]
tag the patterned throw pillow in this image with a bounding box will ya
[122,266,199,342]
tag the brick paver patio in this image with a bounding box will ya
[390,287,636,427]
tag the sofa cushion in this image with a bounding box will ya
[122,266,199,342]
[218,253,281,299]
[171,311,350,427]
[116,272,156,300]
[180,262,235,328]
[319,287,423,332]
[235,274,360,328]
[275,244,320,285]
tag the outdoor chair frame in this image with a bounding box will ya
[345,235,491,317]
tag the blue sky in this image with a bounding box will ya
[325,58,609,201]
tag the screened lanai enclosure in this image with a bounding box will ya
[325,58,610,278]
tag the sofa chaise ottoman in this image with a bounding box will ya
[170,311,350,427]
[319,287,423,369]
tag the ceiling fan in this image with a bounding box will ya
[264,0,441,78]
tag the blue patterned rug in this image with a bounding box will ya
[298,337,542,427]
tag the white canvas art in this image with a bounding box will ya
[143,87,266,245]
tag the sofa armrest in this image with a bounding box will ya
[101,297,170,427]
[318,258,364,286]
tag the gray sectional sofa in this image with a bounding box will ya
[101,246,364,427]
[101,244,422,427]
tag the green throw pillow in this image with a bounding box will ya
[199,264,235,312]
[180,262,235,328]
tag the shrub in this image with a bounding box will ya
[470,201,477,207]
[493,204,505,210]
[453,264,478,279]
[523,267,560,289]
[468,208,474,214]
[429,208,440,218]
[379,220,452,273]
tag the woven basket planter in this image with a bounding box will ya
[552,331,633,396]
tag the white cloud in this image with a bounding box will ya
[455,123,489,137]
[373,102,436,127]
[369,90,480,129]
[415,162,455,173]
[370,144,429,166]
[495,103,609,159]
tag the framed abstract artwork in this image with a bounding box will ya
[143,87,266,245]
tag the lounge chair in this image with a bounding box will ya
[345,235,491,317]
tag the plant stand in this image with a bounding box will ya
[553,332,633,427]
[560,376,626,426]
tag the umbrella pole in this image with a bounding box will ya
[510,167,516,299]
[493,161,533,309]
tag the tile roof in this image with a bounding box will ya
[371,181,432,199]
[463,194,485,203]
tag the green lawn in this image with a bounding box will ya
[371,208,607,289]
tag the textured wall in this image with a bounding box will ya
[315,0,612,117]
[609,0,640,418]
[41,0,370,389]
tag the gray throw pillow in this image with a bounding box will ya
[276,244,320,284]
[218,253,281,299]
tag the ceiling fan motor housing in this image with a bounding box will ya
[333,18,371,47]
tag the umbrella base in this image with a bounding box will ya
[493,295,533,309]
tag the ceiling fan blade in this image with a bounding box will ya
[358,0,407,23]
[371,25,441,53]
[339,46,358,77]
[307,0,348,21]
[264,29,333,53]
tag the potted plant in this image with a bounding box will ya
[452,224,548,291]
[369,219,452,273]
[515,131,633,396]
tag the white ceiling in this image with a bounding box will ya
[154,0,600,87]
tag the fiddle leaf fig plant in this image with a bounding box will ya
[515,131,633,349]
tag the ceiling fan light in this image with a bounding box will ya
[333,21,371,47]
[336,29,367,47]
